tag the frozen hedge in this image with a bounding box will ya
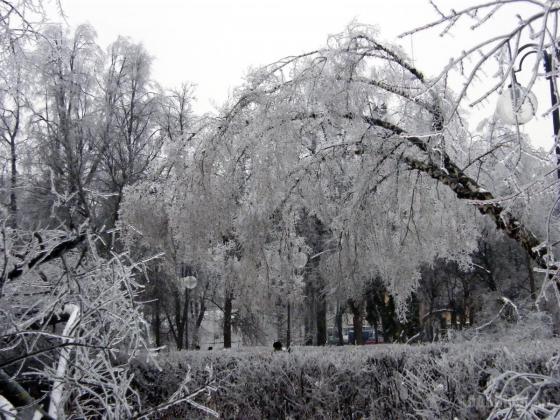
[131,339,560,419]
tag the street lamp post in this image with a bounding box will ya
[496,43,560,180]
[495,44,558,300]
[178,268,198,350]
[543,49,560,181]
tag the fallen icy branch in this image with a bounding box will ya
[0,395,16,419]
[48,303,80,419]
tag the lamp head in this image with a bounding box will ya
[495,83,538,125]
[293,252,308,269]
[179,275,198,289]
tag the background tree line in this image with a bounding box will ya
[1,16,553,352]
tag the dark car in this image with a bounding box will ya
[348,327,383,344]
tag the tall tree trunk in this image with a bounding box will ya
[297,210,326,345]
[303,282,315,345]
[348,299,364,345]
[353,311,364,345]
[335,302,344,345]
[184,288,190,350]
[174,294,183,350]
[193,296,206,348]
[316,291,327,346]
[9,137,17,228]
[449,300,457,329]
[154,298,161,347]
[165,309,179,349]
[223,292,233,348]
[525,250,537,302]
[4,100,20,229]
[286,302,291,348]
[275,300,284,343]
[461,279,470,328]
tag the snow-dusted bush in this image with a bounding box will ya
[132,339,560,419]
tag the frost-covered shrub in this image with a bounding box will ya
[0,227,155,417]
[131,339,560,419]
[484,354,560,418]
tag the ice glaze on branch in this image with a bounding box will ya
[6,232,86,281]
[362,114,550,270]
[211,24,554,277]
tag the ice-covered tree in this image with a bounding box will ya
[206,25,489,319]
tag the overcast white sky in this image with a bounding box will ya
[53,0,554,150]
[57,0,439,110]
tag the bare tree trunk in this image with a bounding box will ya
[173,294,183,350]
[348,299,364,345]
[185,289,190,350]
[286,302,291,348]
[353,312,364,345]
[525,250,537,302]
[1,103,20,229]
[275,300,284,343]
[335,302,344,345]
[450,300,457,329]
[303,282,315,345]
[154,298,161,347]
[298,211,326,345]
[469,307,475,326]
[223,292,233,348]
[9,137,17,227]
[316,290,327,346]
[193,296,206,348]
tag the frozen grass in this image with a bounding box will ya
[132,338,560,419]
